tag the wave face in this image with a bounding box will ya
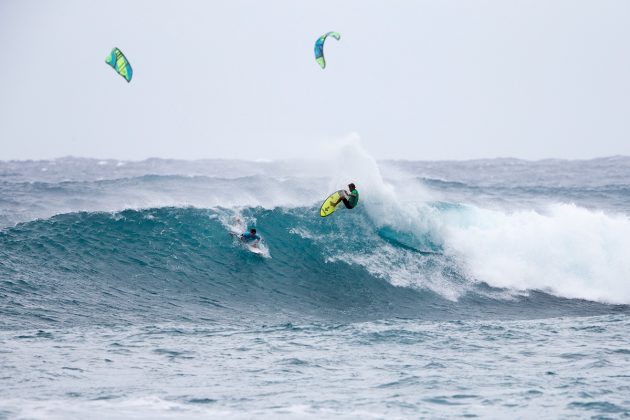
[1,147,630,329]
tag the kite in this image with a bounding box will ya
[314,32,340,69]
[105,47,133,82]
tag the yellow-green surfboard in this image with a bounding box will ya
[319,190,344,217]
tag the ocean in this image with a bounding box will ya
[1,143,629,419]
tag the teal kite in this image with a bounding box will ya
[105,47,133,82]
[314,32,340,69]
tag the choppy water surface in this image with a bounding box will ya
[2,316,629,419]
[1,149,629,418]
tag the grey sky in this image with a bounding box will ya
[1,0,629,161]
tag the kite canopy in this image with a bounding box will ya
[314,32,340,69]
[105,47,133,82]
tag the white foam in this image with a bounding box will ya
[219,211,271,258]
[1,396,232,420]
[318,137,630,304]
[327,246,466,301]
[325,134,437,235]
[442,203,630,304]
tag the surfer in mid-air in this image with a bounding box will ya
[331,183,359,210]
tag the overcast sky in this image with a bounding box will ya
[1,0,629,161]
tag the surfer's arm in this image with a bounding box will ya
[331,190,348,206]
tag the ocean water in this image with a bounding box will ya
[1,143,630,418]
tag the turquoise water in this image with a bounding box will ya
[1,153,629,418]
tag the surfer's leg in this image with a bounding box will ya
[342,197,352,209]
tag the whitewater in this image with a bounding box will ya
[1,142,629,418]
